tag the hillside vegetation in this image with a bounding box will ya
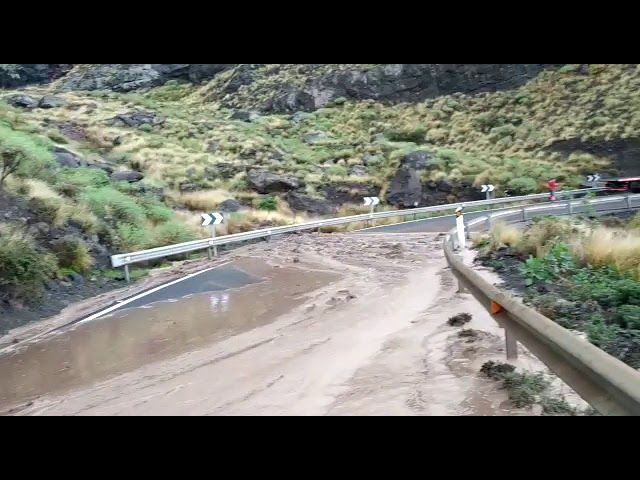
[2,63,639,322]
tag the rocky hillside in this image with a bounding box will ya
[3,63,640,327]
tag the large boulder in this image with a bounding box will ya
[401,151,435,170]
[56,122,87,141]
[247,170,301,193]
[287,192,337,216]
[110,110,164,128]
[319,182,380,205]
[204,163,240,180]
[179,183,201,193]
[217,199,242,213]
[387,166,422,208]
[53,147,114,173]
[4,94,38,109]
[230,110,260,122]
[188,64,233,82]
[111,171,144,183]
[53,147,86,168]
[38,95,66,109]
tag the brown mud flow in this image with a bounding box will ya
[0,256,338,412]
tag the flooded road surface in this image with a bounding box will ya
[2,233,581,416]
[0,257,337,412]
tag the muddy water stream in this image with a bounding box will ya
[0,258,338,411]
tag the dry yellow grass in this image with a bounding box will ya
[173,189,232,211]
[578,228,640,274]
[489,221,522,250]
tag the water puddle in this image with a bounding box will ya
[0,258,338,411]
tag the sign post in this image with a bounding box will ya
[481,184,495,201]
[201,212,224,258]
[363,197,380,227]
[455,206,466,250]
[586,173,601,188]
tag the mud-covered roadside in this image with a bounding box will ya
[2,230,585,416]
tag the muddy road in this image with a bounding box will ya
[1,232,576,415]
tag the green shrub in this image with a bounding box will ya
[111,223,148,252]
[558,64,580,74]
[473,112,510,133]
[141,196,173,223]
[507,176,539,196]
[46,129,68,144]
[617,304,640,329]
[28,196,61,221]
[147,221,197,248]
[385,126,427,143]
[0,225,57,303]
[255,195,278,211]
[520,243,576,286]
[540,396,576,415]
[51,236,93,273]
[81,187,146,225]
[55,168,109,197]
[586,315,620,348]
[326,165,348,177]
[502,371,550,408]
[0,125,54,187]
[489,124,517,142]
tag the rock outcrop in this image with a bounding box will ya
[0,64,72,88]
[247,170,301,194]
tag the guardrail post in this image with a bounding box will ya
[627,193,633,211]
[487,215,493,230]
[124,265,130,284]
[567,200,574,216]
[521,208,526,222]
[505,328,518,360]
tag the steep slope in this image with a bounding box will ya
[3,63,640,328]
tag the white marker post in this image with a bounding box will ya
[363,197,380,227]
[455,206,466,250]
[201,212,224,258]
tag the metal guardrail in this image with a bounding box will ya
[111,188,606,276]
[443,194,640,415]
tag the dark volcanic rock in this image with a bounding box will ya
[401,151,435,170]
[545,137,640,177]
[111,171,144,183]
[218,199,242,212]
[0,64,72,89]
[387,166,422,208]
[238,64,562,113]
[247,170,301,193]
[230,110,260,122]
[38,95,66,109]
[5,94,38,109]
[205,163,240,180]
[188,64,234,82]
[319,182,380,205]
[110,110,164,128]
[53,147,86,168]
[287,192,337,216]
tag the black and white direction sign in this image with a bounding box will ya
[363,197,380,207]
[201,212,224,226]
[586,174,601,184]
[481,184,495,193]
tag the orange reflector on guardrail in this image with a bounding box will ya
[491,301,503,315]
